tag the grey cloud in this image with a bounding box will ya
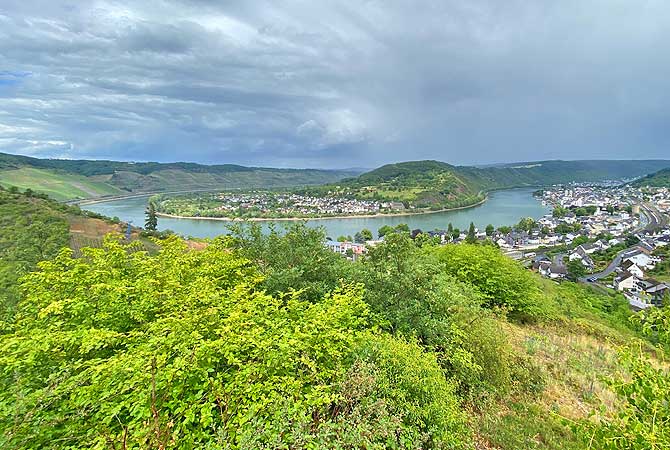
[0,0,669,168]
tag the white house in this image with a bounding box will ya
[623,251,654,269]
[620,260,644,279]
[614,271,637,291]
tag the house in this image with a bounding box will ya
[537,260,552,277]
[620,260,644,279]
[548,263,567,279]
[636,279,670,306]
[325,241,366,258]
[622,250,654,269]
[569,246,595,269]
[645,282,669,306]
[614,271,637,291]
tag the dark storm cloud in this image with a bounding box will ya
[1,0,669,167]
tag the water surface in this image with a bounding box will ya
[84,188,549,239]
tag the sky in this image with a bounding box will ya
[0,1,669,169]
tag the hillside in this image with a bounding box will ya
[1,219,668,448]
[631,167,670,188]
[301,159,670,211]
[0,152,361,201]
[0,187,130,320]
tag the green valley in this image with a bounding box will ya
[0,152,362,201]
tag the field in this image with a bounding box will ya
[0,167,124,201]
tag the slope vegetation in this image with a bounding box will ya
[631,167,670,188]
[0,152,361,201]
[1,220,666,448]
[303,159,670,211]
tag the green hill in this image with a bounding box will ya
[2,151,669,205]
[631,167,670,188]
[306,159,670,211]
[0,152,362,201]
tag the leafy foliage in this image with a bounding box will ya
[430,244,547,317]
[577,348,670,449]
[0,189,70,321]
[0,236,471,448]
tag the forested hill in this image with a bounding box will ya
[317,159,670,210]
[461,159,670,189]
[0,152,362,201]
[631,167,670,188]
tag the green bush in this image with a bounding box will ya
[429,244,551,319]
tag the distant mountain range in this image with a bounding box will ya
[1,151,669,203]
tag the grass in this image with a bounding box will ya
[473,320,628,449]
[0,167,123,201]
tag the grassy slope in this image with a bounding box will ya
[472,278,657,450]
[0,167,124,201]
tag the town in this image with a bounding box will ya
[327,184,670,310]
[155,191,410,219]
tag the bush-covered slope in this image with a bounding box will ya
[1,215,668,448]
[631,167,670,188]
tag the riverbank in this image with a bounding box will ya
[155,196,489,222]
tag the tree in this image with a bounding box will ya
[567,259,587,281]
[145,201,158,231]
[517,217,536,233]
[447,223,453,233]
[395,223,410,233]
[377,225,393,238]
[358,228,373,242]
[0,236,470,448]
[625,234,640,247]
[497,225,512,234]
[337,235,348,242]
[552,206,568,218]
[572,235,589,246]
[466,222,477,243]
[485,224,494,236]
[431,244,545,316]
[451,228,460,240]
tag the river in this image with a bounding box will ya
[83,188,549,239]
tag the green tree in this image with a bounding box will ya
[430,244,548,317]
[485,224,494,236]
[567,259,587,281]
[625,234,640,247]
[498,225,512,234]
[466,222,477,243]
[395,223,410,233]
[378,224,393,238]
[0,236,470,448]
[552,206,568,218]
[517,217,536,232]
[355,228,373,243]
[228,223,351,302]
[145,201,158,231]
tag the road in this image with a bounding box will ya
[578,246,639,283]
